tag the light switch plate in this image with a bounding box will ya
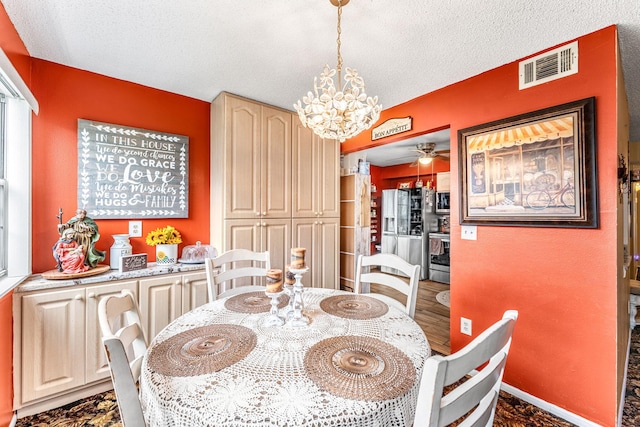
[129,221,142,237]
[461,225,477,240]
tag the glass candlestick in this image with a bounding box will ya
[262,290,285,327]
[287,267,310,327]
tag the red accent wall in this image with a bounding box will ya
[30,59,210,273]
[343,27,619,426]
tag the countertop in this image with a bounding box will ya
[16,262,206,293]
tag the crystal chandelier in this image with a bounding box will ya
[294,0,381,143]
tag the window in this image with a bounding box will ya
[0,92,6,276]
[0,48,37,296]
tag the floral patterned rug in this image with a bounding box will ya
[16,327,640,427]
[15,387,576,427]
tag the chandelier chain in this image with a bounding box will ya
[336,0,343,76]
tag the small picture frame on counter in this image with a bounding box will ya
[120,253,148,273]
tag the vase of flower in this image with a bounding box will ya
[155,243,178,265]
[146,225,182,265]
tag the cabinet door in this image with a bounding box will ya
[292,123,339,219]
[182,271,209,313]
[292,218,338,289]
[317,137,340,218]
[21,288,85,402]
[85,280,138,384]
[316,218,339,289]
[261,219,291,275]
[262,106,291,218]
[225,95,262,219]
[292,121,316,217]
[138,274,182,341]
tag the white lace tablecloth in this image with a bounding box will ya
[140,288,430,427]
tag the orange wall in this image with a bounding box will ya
[30,60,211,273]
[0,4,30,425]
[343,27,619,425]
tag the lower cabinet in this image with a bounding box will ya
[292,218,339,289]
[14,269,207,416]
[138,271,208,340]
[224,218,292,278]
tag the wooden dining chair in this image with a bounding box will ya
[98,290,147,427]
[205,249,270,301]
[414,310,518,427]
[354,253,421,318]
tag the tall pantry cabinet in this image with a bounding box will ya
[210,92,339,288]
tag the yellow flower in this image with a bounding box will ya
[145,225,183,246]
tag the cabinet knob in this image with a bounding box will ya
[74,294,83,301]
[87,293,96,299]
[262,212,266,216]
[314,221,318,225]
[319,221,323,225]
[319,211,323,216]
[256,212,261,216]
[262,222,266,226]
[256,222,261,227]
[175,280,181,286]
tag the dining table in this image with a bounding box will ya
[139,287,430,427]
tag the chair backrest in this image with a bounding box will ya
[414,310,518,427]
[354,253,421,318]
[205,249,270,301]
[98,290,147,427]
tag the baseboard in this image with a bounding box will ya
[500,382,602,427]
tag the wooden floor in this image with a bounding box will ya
[371,278,450,355]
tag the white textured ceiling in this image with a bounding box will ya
[2,0,639,157]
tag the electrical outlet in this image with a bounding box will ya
[129,221,142,237]
[461,317,472,336]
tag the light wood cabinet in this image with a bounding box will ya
[17,279,137,407]
[292,217,339,289]
[437,172,451,192]
[339,174,371,292]
[181,271,209,314]
[138,271,208,341]
[211,92,291,223]
[211,92,339,287]
[14,269,206,416]
[224,218,292,278]
[20,287,86,402]
[85,281,138,384]
[292,120,340,219]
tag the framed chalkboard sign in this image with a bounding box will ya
[77,119,189,219]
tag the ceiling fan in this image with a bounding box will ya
[410,143,450,167]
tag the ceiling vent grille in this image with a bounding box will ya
[519,41,578,90]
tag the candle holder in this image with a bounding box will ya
[262,290,285,327]
[287,266,310,327]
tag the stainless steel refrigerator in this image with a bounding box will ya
[381,188,436,279]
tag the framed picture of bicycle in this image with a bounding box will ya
[458,97,598,228]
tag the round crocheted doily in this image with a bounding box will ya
[319,294,389,319]
[304,335,415,401]
[224,291,290,313]
[147,324,257,376]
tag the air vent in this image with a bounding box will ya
[519,41,578,89]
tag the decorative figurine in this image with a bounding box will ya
[53,228,89,274]
[57,208,106,269]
